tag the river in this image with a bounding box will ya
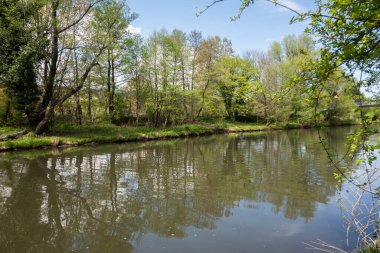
[0,127,357,253]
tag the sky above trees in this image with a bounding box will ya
[127,0,315,54]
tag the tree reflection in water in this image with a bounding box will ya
[0,127,353,253]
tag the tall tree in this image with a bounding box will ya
[211,56,257,120]
[195,36,234,118]
[92,0,136,122]
[0,0,47,127]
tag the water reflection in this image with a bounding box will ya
[0,127,353,253]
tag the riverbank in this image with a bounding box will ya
[0,122,282,152]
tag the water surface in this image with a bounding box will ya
[0,127,355,253]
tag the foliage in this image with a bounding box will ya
[301,0,380,81]
[211,56,257,119]
[0,0,47,126]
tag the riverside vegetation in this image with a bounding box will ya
[0,122,275,151]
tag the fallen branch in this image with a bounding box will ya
[304,239,348,253]
[0,129,29,141]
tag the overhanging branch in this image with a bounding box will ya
[58,0,106,34]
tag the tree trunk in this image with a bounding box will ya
[74,29,82,125]
[191,60,195,121]
[35,47,105,134]
[180,56,188,119]
[33,0,59,133]
[35,103,55,134]
[196,80,210,118]
[0,129,29,141]
[107,49,116,122]
[135,76,140,126]
[154,46,159,127]
[196,57,212,119]
[75,92,83,125]
[87,81,92,123]
[107,49,112,116]
[110,56,115,121]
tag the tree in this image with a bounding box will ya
[202,0,380,84]
[0,0,47,127]
[0,0,133,133]
[243,34,326,125]
[123,35,150,125]
[303,0,380,80]
[211,56,257,120]
[91,0,136,122]
[187,30,203,120]
[195,36,234,118]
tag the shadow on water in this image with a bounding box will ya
[0,127,356,253]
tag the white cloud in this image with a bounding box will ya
[127,25,141,35]
[259,0,306,14]
[279,0,305,13]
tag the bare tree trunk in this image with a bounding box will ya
[173,55,177,85]
[74,29,82,125]
[75,92,83,125]
[0,129,29,141]
[33,0,60,131]
[110,56,115,121]
[190,58,196,121]
[87,81,92,123]
[35,103,55,134]
[154,46,159,127]
[35,47,105,134]
[196,57,212,119]
[107,49,112,116]
[196,80,210,118]
[42,0,59,111]
[107,49,116,122]
[180,56,188,120]
[135,75,140,126]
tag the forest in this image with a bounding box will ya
[0,0,366,137]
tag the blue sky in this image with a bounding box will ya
[127,0,316,55]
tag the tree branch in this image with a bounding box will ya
[0,129,29,141]
[197,0,225,16]
[199,0,380,22]
[59,45,107,104]
[58,0,105,34]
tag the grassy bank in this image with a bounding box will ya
[0,122,274,151]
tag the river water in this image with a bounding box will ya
[0,127,357,253]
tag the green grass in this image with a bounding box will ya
[0,122,273,151]
[222,122,273,131]
[0,126,22,135]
